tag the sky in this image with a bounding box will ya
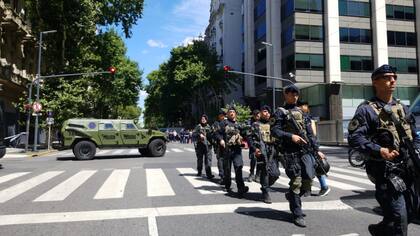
[120,0,211,115]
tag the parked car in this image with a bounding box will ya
[54,119,167,160]
[0,106,5,158]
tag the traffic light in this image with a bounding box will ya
[108,66,116,77]
[223,65,232,79]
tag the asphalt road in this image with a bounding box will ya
[0,143,419,236]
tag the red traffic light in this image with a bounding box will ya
[223,65,232,72]
[108,66,116,74]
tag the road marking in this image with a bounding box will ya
[327,172,374,186]
[292,234,305,236]
[0,171,63,203]
[60,150,73,156]
[184,148,195,152]
[146,169,175,197]
[98,150,113,155]
[340,234,359,236]
[148,216,159,236]
[0,172,31,184]
[177,168,224,194]
[111,149,125,155]
[171,148,183,153]
[165,150,170,153]
[129,149,139,155]
[94,169,130,199]
[3,154,28,159]
[34,170,97,202]
[0,200,352,226]
[313,178,364,191]
[330,166,367,177]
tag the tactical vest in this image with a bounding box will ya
[225,123,242,146]
[282,108,307,136]
[369,100,413,150]
[259,123,272,143]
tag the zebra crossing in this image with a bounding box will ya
[0,165,373,204]
[55,146,197,157]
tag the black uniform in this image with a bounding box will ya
[271,104,318,219]
[215,118,248,195]
[212,119,224,180]
[193,123,214,178]
[348,97,420,236]
[247,117,259,178]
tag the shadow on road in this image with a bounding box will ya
[235,206,293,223]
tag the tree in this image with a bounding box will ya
[224,102,251,123]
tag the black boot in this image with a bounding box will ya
[237,186,249,198]
[263,191,272,204]
[368,222,392,236]
[294,216,306,227]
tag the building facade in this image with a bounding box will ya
[0,0,36,136]
[205,0,244,106]
[242,0,420,139]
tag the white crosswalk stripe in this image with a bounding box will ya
[34,170,97,202]
[0,171,64,203]
[327,172,374,186]
[94,169,130,199]
[177,168,224,194]
[111,149,125,155]
[330,166,367,177]
[184,148,195,152]
[171,148,183,153]
[0,172,31,185]
[146,169,175,197]
[128,149,139,155]
[98,150,113,155]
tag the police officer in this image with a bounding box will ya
[271,84,324,227]
[348,64,420,236]
[193,114,214,179]
[212,109,226,184]
[247,109,261,182]
[248,105,276,203]
[215,106,249,197]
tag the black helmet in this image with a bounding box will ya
[315,158,330,176]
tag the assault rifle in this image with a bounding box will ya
[285,110,329,176]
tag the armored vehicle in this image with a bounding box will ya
[55,119,167,160]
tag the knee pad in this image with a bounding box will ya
[289,177,302,195]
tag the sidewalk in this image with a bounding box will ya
[2,148,56,159]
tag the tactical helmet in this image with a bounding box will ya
[315,158,330,176]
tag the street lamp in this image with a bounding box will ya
[32,30,57,152]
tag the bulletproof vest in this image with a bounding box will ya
[198,124,211,138]
[259,123,272,143]
[369,101,413,150]
[283,109,307,136]
[225,122,242,146]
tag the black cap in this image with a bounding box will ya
[260,105,271,114]
[252,109,260,116]
[284,84,300,94]
[218,109,226,116]
[227,106,236,112]
[371,64,397,80]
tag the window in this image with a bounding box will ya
[282,25,294,47]
[282,0,294,19]
[340,56,373,72]
[295,53,324,70]
[386,5,416,20]
[387,31,417,47]
[295,25,309,40]
[295,0,323,13]
[255,0,266,18]
[99,123,114,130]
[123,123,136,130]
[295,25,323,41]
[389,58,418,73]
[339,0,370,17]
[339,28,371,43]
[255,22,266,40]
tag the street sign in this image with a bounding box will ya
[46,117,54,125]
[33,102,42,112]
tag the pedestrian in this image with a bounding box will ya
[271,84,325,227]
[247,105,279,203]
[212,109,226,184]
[193,114,214,179]
[215,106,249,197]
[247,109,260,182]
[298,101,330,197]
[348,64,420,236]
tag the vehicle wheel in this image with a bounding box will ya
[148,139,166,157]
[348,149,366,168]
[0,148,5,158]
[138,148,149,156]
[73,141,96,160]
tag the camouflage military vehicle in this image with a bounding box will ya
[55,119,167,160]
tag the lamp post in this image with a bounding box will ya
[33,30,57,152]
[261,41,278,110]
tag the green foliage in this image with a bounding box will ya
[224,102,251,123]
[144,40,240,128]
[114,105,142,120]
[21,0,144,128]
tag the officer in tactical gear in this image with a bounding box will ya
[247,105,279,204]
[348,64,420,236]
[271,84,325,227]
[215,106,249,197]
[193,114,215,179]
[247,109,261,182]
[212,109,227,184]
